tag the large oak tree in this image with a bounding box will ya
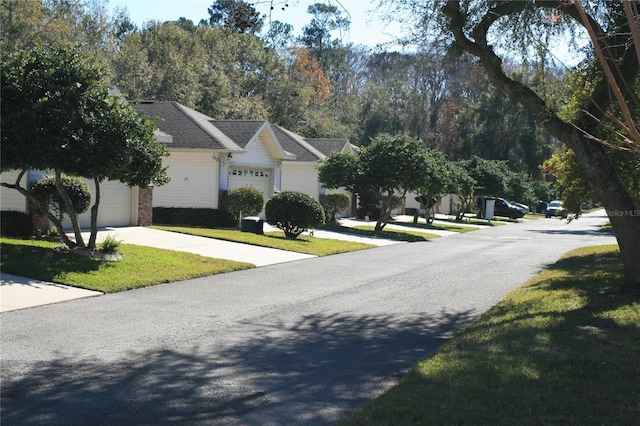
[383,0,640,289]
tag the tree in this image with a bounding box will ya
[383,0,640,288]
[265,191,325,239]
[224,185,265,224]
[1,47,169,250]
[320,192,351,223]
[32,175,92,225]
[318,134,433,231]
[447,161,476,221]
[208,0,263,34]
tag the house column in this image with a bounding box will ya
[138,185,153,226]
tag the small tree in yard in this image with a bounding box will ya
[1,47,169,251]
[319,134,432,231]
[265,191,325,239]
[225,185,265,224]
[320,192,350,223]
[32,175,92,225]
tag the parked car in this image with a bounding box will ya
[510,201,530,214]
[536,200,548,214]
[545,200,568,218]
[493,198,525,219]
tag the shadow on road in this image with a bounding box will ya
[1,310,476,425]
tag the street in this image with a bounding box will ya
[0,212,616,425]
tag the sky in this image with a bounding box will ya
[107,0,406,49]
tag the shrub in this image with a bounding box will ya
[265,191,325,239]
[225,186,265,222]
[100,235,122,254]
[152,207,236,228]
[320,192,351,222]
[0,210,33,238]
[31,175,91,222]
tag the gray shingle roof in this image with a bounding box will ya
[305,138,353,157]
[211,120,267,148]
[133,101,352,161]
[271,125,325,161]
[133,101,242,151]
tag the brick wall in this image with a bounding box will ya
[138,186,153,226]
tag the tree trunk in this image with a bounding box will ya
[55,170,85,248]
[1,169,77,248]
[441,1,640,289]
[88,177,101,249]
[563,132,640,289]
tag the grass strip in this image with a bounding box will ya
[343,245,640,425]
[151,226,377,256]
[388,220,478,233]
[1,237,253,293]
[350,225,440,241]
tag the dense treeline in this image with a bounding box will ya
[1,0,558,182]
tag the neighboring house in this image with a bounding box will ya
[0,100,357,229]
[0,169,148,229]
[133,101,357,217]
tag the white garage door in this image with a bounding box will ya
[63,179,134,229]
[228,168,271,198]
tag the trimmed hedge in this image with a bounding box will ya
[1,210,34,238]
[153,207,236,229]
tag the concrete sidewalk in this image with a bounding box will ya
[1,223,403,313]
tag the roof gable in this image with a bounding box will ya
[213,120,290,160]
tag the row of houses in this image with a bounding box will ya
[1,101,359,229]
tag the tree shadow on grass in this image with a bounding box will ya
[1,310,476,425]
[320,224,430,242]
[0,243,106,282]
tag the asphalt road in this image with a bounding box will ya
[0,211,616,425]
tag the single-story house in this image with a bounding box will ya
[0,169,150,229]
[132,101,357,216]
[0,100,357,230]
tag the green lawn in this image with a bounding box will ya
[151,225,377,255]
[343,245,640,425]
[0,237,253,293]
[388,219,478,233]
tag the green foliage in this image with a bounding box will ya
[462,156,510,197]
[100,235,122,254]
[317,152,361,193]
[225,185,265,222]
[1,46,169,249]
[265,191,325,239]
[0,210,33,238]
[31,175,91,222]
[152,207,236,229]
[532,180,557,202]
[320,192,351,222]
[542,147,598,213]
[504,171,535,204]
[207,0,263,34]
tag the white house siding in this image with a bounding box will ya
[280,162,320,200]
[224,135,279,197]
[155,150,219,208]
[0,171,28,212]
[401,191,457,216]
